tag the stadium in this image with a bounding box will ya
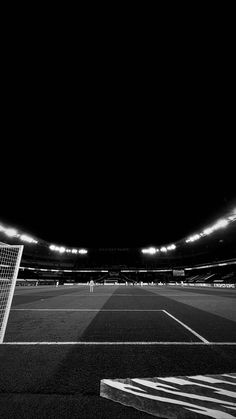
[0,207,236,418]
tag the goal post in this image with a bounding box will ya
[0,244,23,343]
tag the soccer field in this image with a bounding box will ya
[0,285,236,418]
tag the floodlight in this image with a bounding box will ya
[5,228,17,237]
[59,247,66,253]
[188,234,200,242]
[142,247,157,255]
[78,249,88,254]
[160,247,167,252]
[203,227,213,236]
[214,219,229,229]
[20,234,37,243]
[20,235,28,242]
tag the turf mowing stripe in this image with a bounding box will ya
[2,342,236,345]
[162,310,209,344]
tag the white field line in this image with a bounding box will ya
[162,310,209,344]
[31,294,163,297]
[14,294,165,297]
[11,309,164,312]
[1,342,236,345]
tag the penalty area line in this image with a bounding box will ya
[2,342,236,345]
[162,310,209,344]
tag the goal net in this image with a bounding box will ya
[0,244,23,343]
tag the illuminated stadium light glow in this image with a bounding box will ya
[142,209,235,253]
[202,219,229,235]
[1,207,235,256]
[0,221,88,255]
[213,218,229,229]
[0,222,38,244]
[78,249,88,254]
[5,228,18,237]
[203,227,214,236]
[185,211,235,245]
[20,234,38,244]
[160,247,167,252]
[49,245,87,255]
[186,234,201,243]
[141,247,157,255]
[167,244,176,250]
[142,244,176,255]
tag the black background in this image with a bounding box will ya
[1,35,235,248]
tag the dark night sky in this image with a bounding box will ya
[1,143,235,249]
[1,48,235,248]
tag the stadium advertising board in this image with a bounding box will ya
[173,269,185,277]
